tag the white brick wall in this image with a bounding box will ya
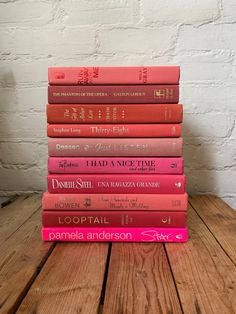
[0,0,235,209]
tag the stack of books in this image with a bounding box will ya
[42,66,188,242]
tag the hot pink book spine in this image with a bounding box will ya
[48,66,180,85]
[48,138,183,157]
[47,174,186,194]
[42,211,187,228]
[42,192,188,211]
[47,123,182,138]
[48,157,184,174]
[42,227,188,242]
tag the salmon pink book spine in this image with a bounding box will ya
[42,192,188,211]
[47,174,186,194]
[46,104,183,124]
[42,227,188,242]
[48,138,183,157]
[47,124,181,138]
[48,85,179,104]
[48,157,184,174]
[42,211,187,228]
[48,66,180,85]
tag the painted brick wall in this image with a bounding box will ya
[0,0,235,208]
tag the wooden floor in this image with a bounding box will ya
[0,195,235,314]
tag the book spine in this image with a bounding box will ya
[42,211,187,228]
[47,174,186,194]
[48,138,183,157]
[46,104,183,124]
[48,66,180,85]
[42,192,188,211]
[48,157,184,174]
[48,85,179,104]
[47,124,181,138]
[42,227,188,242]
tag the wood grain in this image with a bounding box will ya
[0,194,42,244]
[102,243,182,314]
[189,195,236,264]
[17,242,109,314]
[0,208,54,314]
[165,204,236,314]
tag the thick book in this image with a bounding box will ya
[42,227,188,242]
[47,174,186,194]
[48,66,180,85]
[48,157,184,174]
[46,103,183,124]
[42,211,187,228]
[42,192,188,211]
[48,138,183,157]
[47,123,182,138]
[48,85,179,104]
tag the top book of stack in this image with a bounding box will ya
[48,66,180,85]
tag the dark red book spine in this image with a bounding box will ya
[42,211,187,227]
[48,85,179,104]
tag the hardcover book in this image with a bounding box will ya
[48,157,184,174]
[48,138,183,157]
[47,174,186,194]
[42,227,188,242]
[42,211,187,228]
[46,103,183,124]
[47,123,182,138]
[42,192,188,211]
[48,85,179,104]
[48,66,180,85]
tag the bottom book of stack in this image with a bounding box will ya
[42,192,188,242]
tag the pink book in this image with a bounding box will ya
[47,174,186,194]
[48,66,180,85]
[42,192,188,211]
[48,157,184,174]
[47,123,182,138]
[42,211,187,228]
[48,138,183,157]
[42,227,188,242]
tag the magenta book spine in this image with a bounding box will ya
[48,157,184,174]
[42,227,188,242]
[47,174,186,194]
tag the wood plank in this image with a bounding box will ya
[0,194,42,244]
[17,243,109,314]
[189,195,236,264]
[165,204,236,314]
[0,208,54,314]
[102,243,182,314]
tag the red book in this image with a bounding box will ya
[48,157,184,174]
[47,174,186,194]
[42,211,187,228]
[42,192,188,211]
[47,123,182,138]
[48,66,180,85]
[46,103,183,124]
[48,138,183,157]
[48,85,179,104]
